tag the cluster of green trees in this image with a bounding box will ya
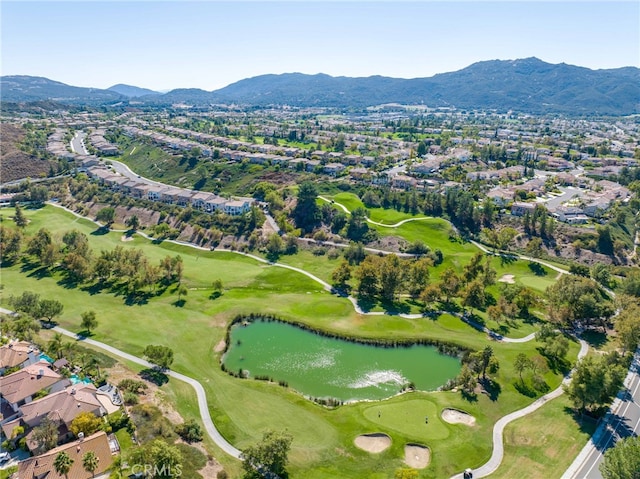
[3,213,186,300]
[456,346,500,396]
[545,275,614,330]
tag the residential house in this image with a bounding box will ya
[511,202,537,216]
[204,196,227,213]
[1,384,106,450]
[0,362,69,413]
[223,199,251,216]
[323,163,346,176]
[391,174,417,190]
[0,341,40,375]
[15,431,114,479]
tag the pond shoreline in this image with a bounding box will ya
[219,313,470,405]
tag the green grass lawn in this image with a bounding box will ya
[0,205,583,478]
[491,395,596,479]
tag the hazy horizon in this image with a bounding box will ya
[2,1,638,91]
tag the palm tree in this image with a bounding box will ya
[82,451,99,477]
[48,332,64,360]
[53,451,73,479]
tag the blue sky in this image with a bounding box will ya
[2,1,638,91]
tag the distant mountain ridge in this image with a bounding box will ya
[108,84,160,97]
[2,58,639,115]
[0,75,124,103]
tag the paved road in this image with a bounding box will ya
[563,348,640,479]
[543,186,584,210]
[70,131,88,155]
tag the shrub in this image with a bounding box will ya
[175,419,203,443]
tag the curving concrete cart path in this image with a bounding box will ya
[51,325,243,459]
[449,338,589,479]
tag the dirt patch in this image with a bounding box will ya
[180,439,223,478]
[214,340,226,353]
[404,443,430,469]
[441,408,476,426]
[498,274,515,284]
[354,433,391,453]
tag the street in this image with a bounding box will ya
[563,349,640,478]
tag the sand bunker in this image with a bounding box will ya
[354,433,391,453]
[120,235,134,242]
[498,274,515,284]
[441,408,476,426]
[404,443,430,469]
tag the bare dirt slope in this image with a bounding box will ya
[0,123,52,183]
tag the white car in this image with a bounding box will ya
[0,451,11,463]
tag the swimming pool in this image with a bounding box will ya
[39,353,54,364]
[69,374,93,385]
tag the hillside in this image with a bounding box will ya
[210,58,639,114]
[108,83,160,97]
[0,76,124,103]
[0,124,54,183]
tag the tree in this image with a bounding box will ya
[70,412,102,437]
[125,215,140,231]
[175,419,203,443]
[96,207,115,227]
[10,290,41,316]
[565,354,626,414]
[462,279,486,311]
[13,204,28,228]
[53,451,74,479]
[292,182,320,234]
[379,254,403,302]
[346,207,371,242]
[177,284,188,302]
[48,332,65,360]
[31,417,59,454]
[80,310,98,334]
[129,439,182,479]
[439,268,461,304]
[26,228,56,267]
[487,305,503,325]
[38,299,64,325]
[241,429,293,479]
[497,227,518,251]
[407,257,431,298]
[143,345,174,370]
[265,233,284,260]
[355,256,379,299]
[0,226,23,263]
[514,353,532,383]
[614,302,640,353]
[82,451,100,478]
[599,436,640,479]
[331,260,352,290]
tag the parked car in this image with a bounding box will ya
[0,451,11,463]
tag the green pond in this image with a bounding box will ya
[223,320,462,402]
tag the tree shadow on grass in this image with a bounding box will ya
[514,380,537,398]
[356,297,376,313]
[563,406,600,436]
[139,368,169,386]
[23,264,52,280]
[499,254,518,266]
[381,300,411,315]
[480,378,501,402]
[461,390,478,403]
[528,262,548,276]
[81,282,109,296]
[172,299,186,307]
[91,226,110,236]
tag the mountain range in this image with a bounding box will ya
[2,58,638,115]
